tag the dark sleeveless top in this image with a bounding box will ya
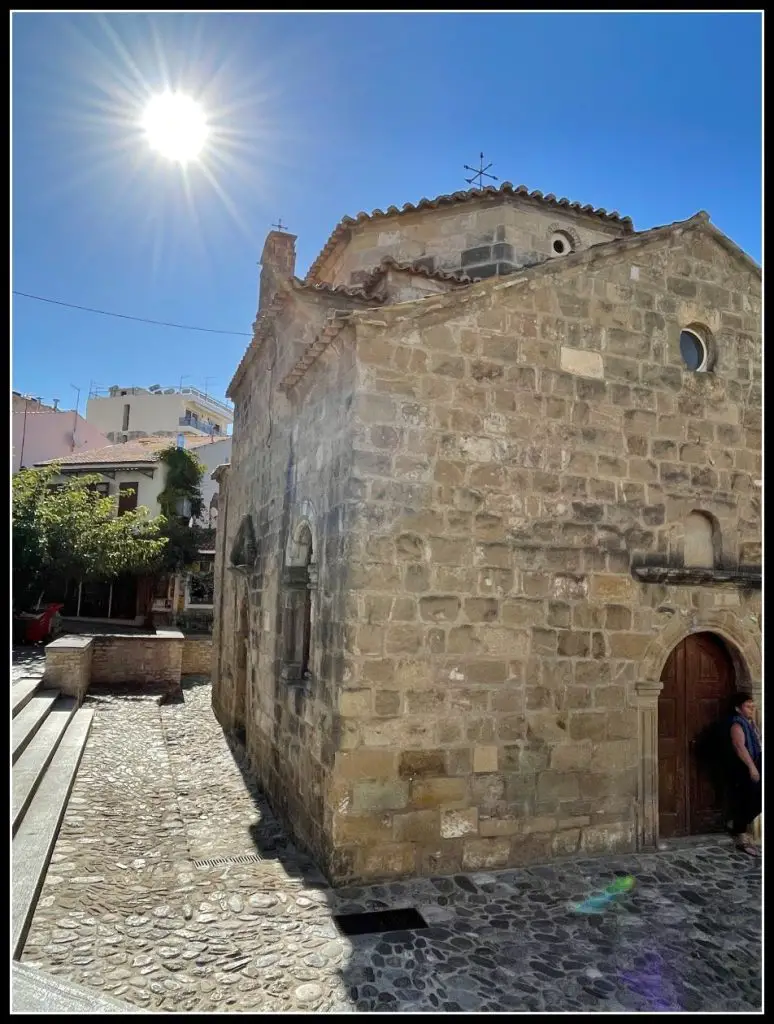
[731,714,762,767]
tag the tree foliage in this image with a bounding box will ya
[157,444,204,520]
[12,465,168,611]
[155,444,207,572]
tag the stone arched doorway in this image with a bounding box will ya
[658,632,736,838]
[634,609,760,850]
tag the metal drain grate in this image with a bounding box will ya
[193,853,264,868]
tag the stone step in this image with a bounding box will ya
[12,691,60,763]
[12,962,143,1013]
[12,676,43,716]
[13,697,78,835]
[12,707,94,960]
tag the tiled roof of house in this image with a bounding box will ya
[305,182,635,282]
[36,434,218,467]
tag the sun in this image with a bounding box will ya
[142,92,208,164]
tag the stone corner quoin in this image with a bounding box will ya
[211,191,761,886]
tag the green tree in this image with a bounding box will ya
[155,444,208,572]
[12,465,168,611]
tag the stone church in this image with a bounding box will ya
[211,181,761,885]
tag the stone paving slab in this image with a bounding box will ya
[20,679,762,1013]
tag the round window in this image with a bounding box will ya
[679,329,709,372]
[549,231,575,257]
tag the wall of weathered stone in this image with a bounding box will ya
[181,636,213,677]
[89,631,184,687]
[326,222,761,882]
[321,197,625,288]
[214,296,360,875]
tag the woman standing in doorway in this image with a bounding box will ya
[728,692,762,856]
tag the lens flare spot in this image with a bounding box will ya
[573,874,636,914]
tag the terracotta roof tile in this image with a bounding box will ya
[306,182,634,282]
[290,279,373,300]
[38,443,160,467]
[278,313,351,394]
[363,256,477,291]
[37,434,219,467]
[292,258,476,304]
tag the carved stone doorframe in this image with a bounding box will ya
[634,608,761,850]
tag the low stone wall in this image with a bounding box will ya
[43,636,93,704]
[181,636,213,676]
[90,631,184,687]
[44,630,185,700]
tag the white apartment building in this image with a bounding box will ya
[85,384,233,443]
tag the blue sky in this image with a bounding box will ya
[12,12,762,411]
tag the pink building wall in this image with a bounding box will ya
[13,409,109,472]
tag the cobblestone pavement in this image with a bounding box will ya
[21,679,762,1013]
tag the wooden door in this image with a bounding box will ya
[658,633,735,837]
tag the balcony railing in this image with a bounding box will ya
[178,415,223,436]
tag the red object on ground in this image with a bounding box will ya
[21,603,64,643]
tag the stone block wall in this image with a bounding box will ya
[89,631,184,687]
[326,223,761,882]
[43,636,93,704]
[214,297,360,875]
[181,636,213,676]
[322,198,624,289]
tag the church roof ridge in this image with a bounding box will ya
[305,182,635,282]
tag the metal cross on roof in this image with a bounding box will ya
[463,152,498,190]
[271,218,288,231]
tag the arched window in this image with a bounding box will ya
[281,522,315,683]
[684,511,719,569]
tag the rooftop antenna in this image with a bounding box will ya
[271,217,288,231]
[464,151,498,191]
